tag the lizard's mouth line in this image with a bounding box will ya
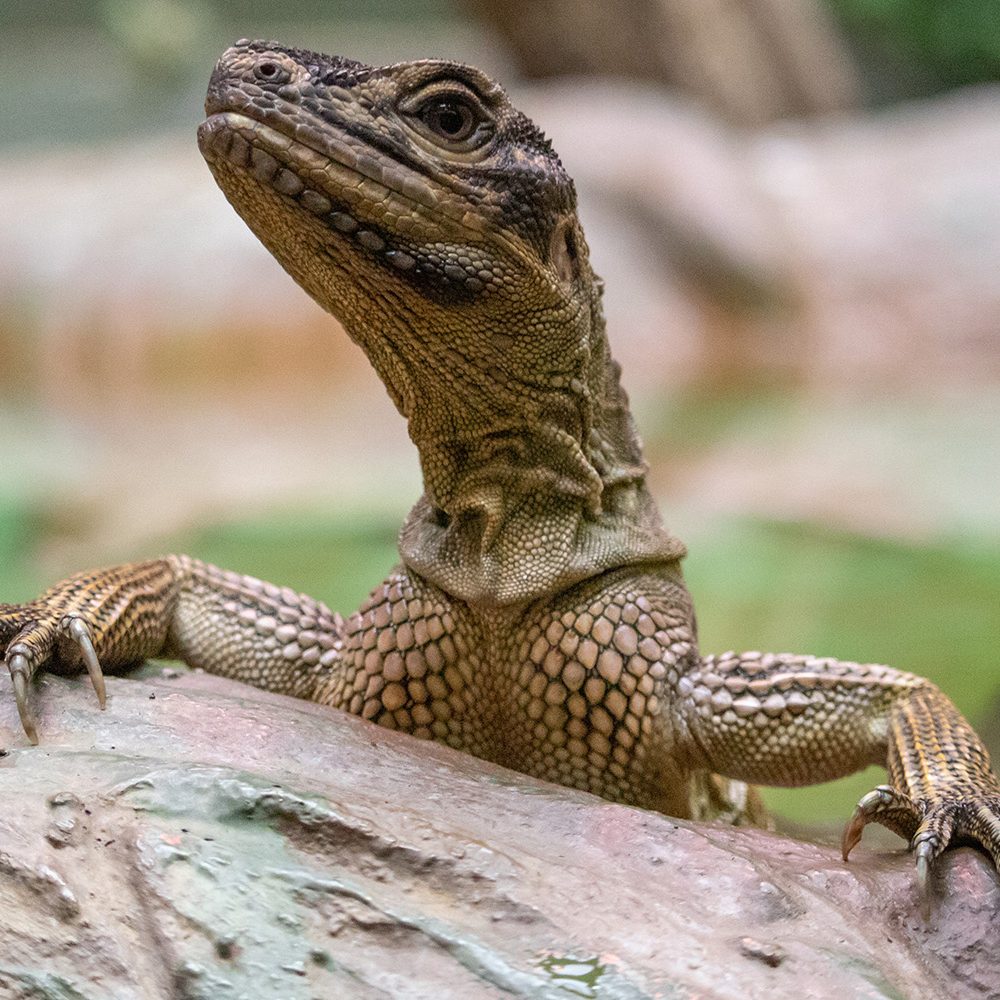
[198,111,496,292]
[198,112,414,264]
[198,111,492,285]
[199,111,483,233]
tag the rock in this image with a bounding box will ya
[533,82,1000,393]
[0,673,996,998]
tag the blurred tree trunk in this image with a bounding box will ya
[459,0,859,126]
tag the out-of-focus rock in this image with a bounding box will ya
[0,672,997,998]
[532,82,1000,393]
[460,0,858,127]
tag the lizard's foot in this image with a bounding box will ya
[0,605,106,744]
[842,782,1000,911]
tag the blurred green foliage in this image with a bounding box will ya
[0,0,448,29]
[829,0,1000,98]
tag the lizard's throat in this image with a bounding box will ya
[399,460,683,607]
[397,403,677,608]
[418,425,605,551]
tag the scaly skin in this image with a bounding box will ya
[2,41,999,903]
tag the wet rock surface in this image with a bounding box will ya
[0,673,996,999]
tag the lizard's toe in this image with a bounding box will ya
[3,612,69,744]
[971,802,1000,867]
[846,786,1000,915]
[841,784,920,860]
[8,651,39,745]
[910,813,956,914]
[64,617,106,709]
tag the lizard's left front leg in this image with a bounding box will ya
[679,652,1000,888]
[0,555,345,742]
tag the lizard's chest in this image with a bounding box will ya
[328,564,697,811]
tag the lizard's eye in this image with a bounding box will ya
[401,84,495,152]
[420,98,478,142]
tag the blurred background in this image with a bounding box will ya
[1,0,998,832]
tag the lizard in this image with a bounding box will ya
[2,39,998,902]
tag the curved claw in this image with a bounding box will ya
[913,835,937,920]
[66,618,106,709]
[841,809,866,861]
[8,654,39,745]
[841,785,904,861]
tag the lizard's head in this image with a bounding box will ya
[198,40,599,426]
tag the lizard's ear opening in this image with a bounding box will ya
[549,218,579,289]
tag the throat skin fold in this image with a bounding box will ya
[396,292,687,608]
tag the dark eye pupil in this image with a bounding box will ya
[258,62,279,78]
[430,101,470,137]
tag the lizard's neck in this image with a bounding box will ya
[397,295,686,607]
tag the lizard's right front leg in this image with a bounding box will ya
[0,555,345,743]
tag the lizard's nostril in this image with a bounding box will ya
[253,60,289,84]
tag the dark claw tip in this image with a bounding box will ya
[841,810,865,862]
[11,671,38,745]
[68,618,106,709]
